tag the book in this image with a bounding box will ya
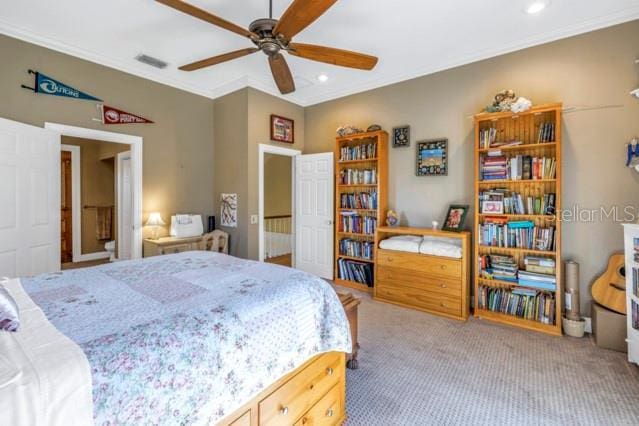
[478,285,556,324]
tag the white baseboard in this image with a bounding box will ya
[72,251,110,263]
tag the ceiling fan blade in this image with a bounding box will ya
[156,0,255,38]
[288,43,378,70]
[179,48,259,71]
[268,54,296,94]
[273,0,337,40]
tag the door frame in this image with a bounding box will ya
[59,144,91,262]
[116,150,132,260]
[258,143,301,263]
[45,123,144,260]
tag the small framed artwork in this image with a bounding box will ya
[392,125,410,147]
[271,114,294,144]
[416,139,448,176]
[481,200,504,214]
[442,204,469,232]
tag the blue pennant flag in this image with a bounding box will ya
[30,71,102,101]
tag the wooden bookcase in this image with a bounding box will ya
[473,103,562,336]
[334,130,388,293]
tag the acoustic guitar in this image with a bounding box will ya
[591,253,627,315]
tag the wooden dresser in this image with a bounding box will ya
[374,226,471,321]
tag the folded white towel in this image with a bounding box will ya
[419,236,462,259]
[378,235,422,253]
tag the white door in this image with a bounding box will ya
[117,151,132,260]
[295,153,334,279]
[0,117,60,278]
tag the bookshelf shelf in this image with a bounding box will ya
[478,179,556,185]
[478,142,557,153]
[477,245,558,255]
[474,103,562,336]
[335,130,388,294]
[338,158,378,164]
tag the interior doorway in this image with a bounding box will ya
[47,123,143,263]
[60,137,131,267]
[258,144,301,265]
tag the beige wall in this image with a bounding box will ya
[213,88,304,259]
[304,20,639,314]
[62,136,128,254]
[213,89,249,258]
[264,154,292,218]
[247,88,304,260]
[0,34,215,242]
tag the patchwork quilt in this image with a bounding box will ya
[22,251,351,425]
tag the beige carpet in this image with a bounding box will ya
[337,287,639,425]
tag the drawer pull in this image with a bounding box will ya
[326,408,334,418]
[440,284,448,288]
[440,303,447,308]
[326,367,334,376]
[280,406,289,416]
[440,265,447,270]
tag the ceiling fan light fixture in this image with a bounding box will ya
[525,1,549,15]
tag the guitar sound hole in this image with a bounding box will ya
[620,266,626,278]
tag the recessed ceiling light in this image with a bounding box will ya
[525,1,549,14]
[317,74,329,83]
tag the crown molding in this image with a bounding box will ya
[2,7,639,108]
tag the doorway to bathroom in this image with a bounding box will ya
[50,123,143,269]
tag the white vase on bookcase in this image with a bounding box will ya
[622,223,639,365]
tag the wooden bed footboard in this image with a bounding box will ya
[218,351,346,426]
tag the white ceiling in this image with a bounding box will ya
[2,0,639,106]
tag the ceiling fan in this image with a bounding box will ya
[156,0,378,94]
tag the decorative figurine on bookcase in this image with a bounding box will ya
[336,125,363,138]
[385,210,399,227]
[484,89,532,113]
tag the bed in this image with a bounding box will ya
[1,251,351,425]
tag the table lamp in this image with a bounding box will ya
[145,212,165,240]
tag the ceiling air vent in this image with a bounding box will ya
[135,54,168,69]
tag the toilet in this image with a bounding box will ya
[105,240,116,262]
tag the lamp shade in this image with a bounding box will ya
[145,212,166,227]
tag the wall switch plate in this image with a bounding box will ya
[250,215,258,225]
[583,316,592,334]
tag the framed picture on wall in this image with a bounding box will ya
[271,114,294,144]
[416,138,448,176]
[392,125,410,147]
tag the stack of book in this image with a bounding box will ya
[339,168,377,185]
[478,285,556,325]
[478,190,556,215]
[340,191,378,209]
[479,254,518,282]
[480,155,508,180]
[524,256,556,274]
[337,258,374,286]
[479,127,497,149]
[339,238,374,260]
[339,142,377,161]
[340,213,377,235]
[507,155,557,180]
[517,271,556,291]
[479,219,555,251]
[537,122,556,143]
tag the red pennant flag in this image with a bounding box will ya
[99,104,153,125]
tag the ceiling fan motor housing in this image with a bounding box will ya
[249,18,287,56]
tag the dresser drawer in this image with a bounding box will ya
[377,266,461,297]
[294,383,343,426]
[259,352,343,426]
[376,280,462,317]
[377,249,461,279]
